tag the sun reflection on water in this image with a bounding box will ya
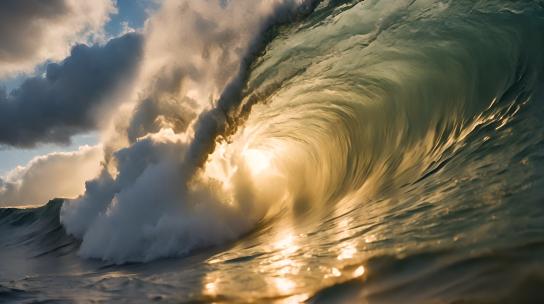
[204,281,218,296]
[199,203,373,302]
[353,265,366,278]
[337,243,357,260]
[272,277,296,294]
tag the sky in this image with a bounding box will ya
[0,133,98,174]
[0,0,159,206]
[0,0,155,176]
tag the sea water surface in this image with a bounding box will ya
[2,0,544,303]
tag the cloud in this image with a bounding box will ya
[0,0,116,77]
[0,33,144,148]
[0,145,103,207]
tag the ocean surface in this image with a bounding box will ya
[2,0,544,303]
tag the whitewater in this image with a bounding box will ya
[2,0,544,302]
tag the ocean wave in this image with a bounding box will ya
[3,0,544,302]
[56,0,544,264]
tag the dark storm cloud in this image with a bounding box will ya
[0,0,69,63]
[0,33,144,147]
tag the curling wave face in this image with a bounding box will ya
[3,0,544,302]
[228,0,544,209]
[193,1,544,300]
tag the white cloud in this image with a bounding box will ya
[0,145,103,207]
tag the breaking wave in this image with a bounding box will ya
[59,0,544,263]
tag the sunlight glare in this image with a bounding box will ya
[353,266,365,278]
[243,148,273,176]
[273,277,296,294]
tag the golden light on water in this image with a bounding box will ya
[353,265,366,278]
[273,232,298,253]
[324,266,343,279]
[204,281,218,296]
[278,294,311,304]
[200,218,371,302]
[337,243,357,260]
[364,234,378,243]
[196,174,373,302]
[272,277,296,294]
[268,231,302,277]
